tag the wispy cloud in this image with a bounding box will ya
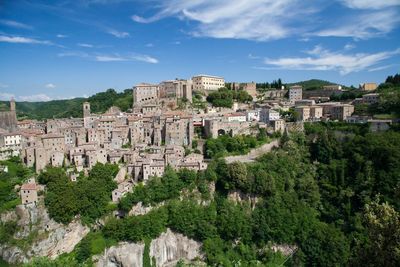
[0,93,52,102]
[263,45,400,75]
[57,51,89,58]
[0,35,52,45]
[77,43,94,48]
[131,0,315,41]
[45,83,56,89]
[131,0,399,41]
[0,93,15,101]
[0,20,33,30]
[315,10,400,39]
[19,94,52,102]
[107,29,129,38]
[95,54,159,63]
[0,83,9,88]
[340,0,400,9]
[248,53,260,59]
[145,43,154,47]
[56,34,68,38]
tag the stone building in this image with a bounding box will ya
[289,85,302,103]
[359,83,377,91]
[260,109,280,123]
[20,182,38,205]
[159,79,193,102]
[192,74,225,92]
[133,83,159,107]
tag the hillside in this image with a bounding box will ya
[0,89,133,120]
[286,79,341,90]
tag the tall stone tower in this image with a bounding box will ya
[10,98,16,111]
[0,98,17,131]
[83,102,91,128]
[83,102,91,118]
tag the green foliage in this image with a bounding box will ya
[0,158,31,213]
[103,207,168,242]
[204,134,267,159]
[23,255,81,267]
[206,88,252,108]
[352,198,400,266]
[41,163,118,224]
[286,79,340,91]
[74,231,115,263]
[119,167,209,212]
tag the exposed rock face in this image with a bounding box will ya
[95,229,202,267]
[30,220,90,259]
[0,200,89,264]
[150,229,202,267]
[128,202,154,216]
[228,190,259,209]
[95,242,145,267]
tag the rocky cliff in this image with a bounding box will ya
[95,228,203,267]
[0,200,89,264]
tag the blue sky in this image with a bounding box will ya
[0,0,399,101]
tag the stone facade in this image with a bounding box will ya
[192,74,225,92]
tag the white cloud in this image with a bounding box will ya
[145,43,154,47]
[0,93,52,102]
[45,83,56,89]
[96,54,159,63]
[263,46,400,75]
[0,93,15,101]
[108,29,129,38]
[340,0,400,9]
[131,55,159,64]
[56,34,68,38]
[0,35,52,45]
[18,94,52,102]
[0,20,33,30]
[95,55,126,62]
[344,43,355,50]
[315,10,400,39]
[77,43,94,48]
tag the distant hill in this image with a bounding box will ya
[286,79,343,91]
[0,88,133,120]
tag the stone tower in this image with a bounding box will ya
[10,98,16,111]
[83,102,91,118]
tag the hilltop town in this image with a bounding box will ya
[0,74,399,266]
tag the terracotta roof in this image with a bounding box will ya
[21,183,36,190]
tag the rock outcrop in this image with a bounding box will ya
[0,200,89,264]
[150,229,202,267]
[95,242,145,267]
[95,229,203,267]
[228,190,259,209]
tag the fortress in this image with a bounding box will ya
[0,99,17,132]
